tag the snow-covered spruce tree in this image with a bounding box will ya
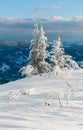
[20,24,51,76]
[50,37,79,75]
[20,23,39,77]
[35,25,51,73]
[28,23,39,72]
[50,37,65,68]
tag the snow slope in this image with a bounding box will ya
[0,70,83,130]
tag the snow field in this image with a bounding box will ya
[0,70,83,130]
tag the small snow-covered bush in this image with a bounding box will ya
[8,91,20,99]
[21,89,30,95]
[45,82,78,107]
[49,65,72,78]
[8,88,36,100]
[20,65,38,77]
[21,88,36,95]
[53,65,62,77]
[47,90,68,107]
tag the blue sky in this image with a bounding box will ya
[0,0,83,18]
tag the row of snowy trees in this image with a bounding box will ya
[20,24,79,77]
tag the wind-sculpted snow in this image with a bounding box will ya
[0,70,83,130]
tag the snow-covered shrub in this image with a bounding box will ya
[64,55,79,70]
[45,82,78,107]
[53,65,62,77]
[44,90,66,107]
[21,88,36,95]
[8,91,20,99]
[8,88,36,100]
[20,65,38,77]
[21,89,30,95]
[66,81,78,99]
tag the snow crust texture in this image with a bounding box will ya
[0,70,83,130]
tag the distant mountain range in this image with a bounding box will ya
[0,40,83,84]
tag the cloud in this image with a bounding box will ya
[0,18,34,29]
[0,16,83,41]
[46,16,83,33]
[48,16,69,22]
[74,16,83,21]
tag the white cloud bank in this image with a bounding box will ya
[0,16,83,41]
[74,16,83,21]
[48,16,69,21]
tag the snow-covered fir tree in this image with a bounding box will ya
[36,25,51,73]
[50,37,65,68]
[28,23,39,70]
[20,24,51,76]
[50,37,79,71]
